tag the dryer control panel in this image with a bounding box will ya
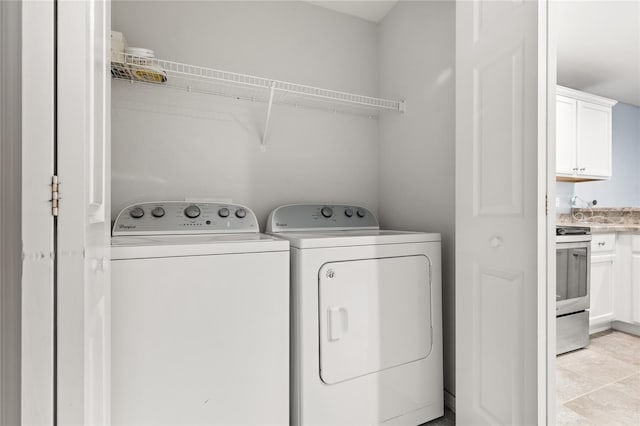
[112,201,259,236]
[266,204,379,232]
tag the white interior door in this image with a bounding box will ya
[57,0,111,424]
[21,2,56,425]
[456,1,550,425]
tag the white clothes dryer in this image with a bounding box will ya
[267,204,443,426]
[111,201,289,426]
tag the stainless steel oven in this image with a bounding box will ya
[556,226,591,355]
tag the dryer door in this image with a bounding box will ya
[318,255,432,384]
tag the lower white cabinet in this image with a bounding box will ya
[590,232,640,333]
[630,235,640,324]
[589,233,616,331]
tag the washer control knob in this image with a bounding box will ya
[218,208,230,218]
[184,205,201,219]
[356,209,366,218]
[321,206,333,218]
[151,207,165,218]
[129,207,144,219]
[235,208,246,219]
[345,208,354,218]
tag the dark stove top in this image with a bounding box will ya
[556,225,591,236]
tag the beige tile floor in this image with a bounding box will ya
[557,330,640,425]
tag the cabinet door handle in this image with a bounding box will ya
[579,167,586,172]
[572,167,578,171]
[598,242,605,246]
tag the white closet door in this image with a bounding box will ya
[21,2,56,425]
[57,1,111,424]
[456,0,549,425]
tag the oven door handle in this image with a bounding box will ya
[556,241,591,250]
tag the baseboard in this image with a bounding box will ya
[589,322,611,335]
[611,320,640,337]
[444,390,456,413]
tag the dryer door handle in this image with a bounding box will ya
[327,306,348,342]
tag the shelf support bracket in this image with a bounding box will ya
[261,81,277,152]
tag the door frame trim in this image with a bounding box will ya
[544,0,558,423]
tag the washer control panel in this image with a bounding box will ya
[266,204,379,232]
[112,201,258,236]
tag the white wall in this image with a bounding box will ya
[112,0,457,399]
[378,0,456,397]
[111,1,380,226]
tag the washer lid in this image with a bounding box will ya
[111,233,288,260]
[270,229,441,249]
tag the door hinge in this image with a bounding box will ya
[51,175,59,217]
[545,194,549,216]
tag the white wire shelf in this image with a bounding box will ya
[111,53,405,117]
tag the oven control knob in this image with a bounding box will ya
[218,208,230,218]
[356,209,366,218]
[184,205,201,219]
[235,208,246,219]
[129,207,144,219]
[321,207,333,218]
[345,208,354,218]
[151,207,165,218]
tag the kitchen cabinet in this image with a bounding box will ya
[556,86,617,181]
[589,233,616,331]
[632,236,640,324]
[614,234,640,328]
[588,232,640,335]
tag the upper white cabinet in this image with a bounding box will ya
[556,86,617,181]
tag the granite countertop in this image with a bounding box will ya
[557,207,640,233]
[575,224,640,233]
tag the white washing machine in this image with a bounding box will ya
[111,201,289,426]
[266,204,443,426]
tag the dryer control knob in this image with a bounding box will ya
[235,208,246,219]
[129,207,144,219]
[218,208,230,218]
[184,205,201,219]
[356,209,366,218]
[344,208,354,218]
[321,206,333,218]
[151,207,165,218]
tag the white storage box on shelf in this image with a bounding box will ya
[110,30,127,62]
